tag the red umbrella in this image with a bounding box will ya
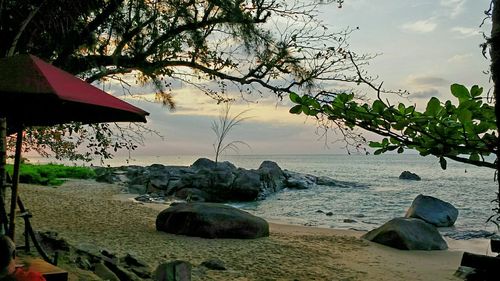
[0,54,149,239]
[0,54,148,131]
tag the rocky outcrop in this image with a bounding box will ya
[362,217,448,250]
[405,194,458,227]
[95,158,357,203]
[399,171,421,181]
[155,202,270,239]
[284,171,316,189]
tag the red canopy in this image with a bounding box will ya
[0,54,149,130]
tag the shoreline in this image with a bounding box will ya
[115,193,495,255]
[13,179,493,280]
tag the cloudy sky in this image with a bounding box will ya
[111,0,492,159]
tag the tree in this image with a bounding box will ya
[0,0,365,160]
[211,102,250,164]
[289,1,500,225]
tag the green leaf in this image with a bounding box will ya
[397,147,404,154]
[289,105,302,114]
[404,106,415,115]
[374,149,383,155]
[369,141,382,148]
[450,84,470,102]
[439,156,447,170]
[425,97,441,116]
[457,109,472,123]
[289,92,302,104]
[469,153,480,162]
[470,85,483,98]
[372,100,386,114]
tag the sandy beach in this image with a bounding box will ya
[10,179,491,280]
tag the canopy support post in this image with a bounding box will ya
[0,118,8,234]
[7,128,23,239]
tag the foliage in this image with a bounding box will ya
[5,163,96,186]
[0,0,365,161]
[289,84,497,169]
[212,102,250,164]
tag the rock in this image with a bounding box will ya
[230,169,262,201]
[174,168,236,202]
[399,171,421,181]
[201,259,226,270]
[94,263,120,281]
[316,210,324,214]
[103,261,139,281]
[191,158,216,170]
[75,256,93,270]
[454,266,481,280]
[343,219,357,223]
[285,171,317,189]
[258,161,286,193]
[38,231,70,251]
[122,253,149,268]
[362,217,448,250]
[94,167,120,183]
[325,212,333,216]
[156,202,269,239]
[405,194,458,227]
[128,184,147,194]
[154,261,192,281]
[443,230,500,240]
[175,188,211,202]
[316,176,339,186]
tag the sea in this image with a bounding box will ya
[30,153,500,239]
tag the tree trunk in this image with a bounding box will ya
[491,0,500,220]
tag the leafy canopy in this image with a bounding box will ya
[1,0,365,160]
[289,84,497,169]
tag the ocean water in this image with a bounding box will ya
[31,154,499,237]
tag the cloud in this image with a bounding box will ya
[451,27,481,38]
[447,53,473,63]
[401,18,437,33]
[408,75,449,87]
[410,89,440,99]
[440,0,466,18]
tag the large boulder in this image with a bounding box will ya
[399,171,421,181]
[257,161,286,196]
[362,217,448,250]
[230,169,262,201]
[405,194,458,227]
[173,168,236,202]
[156,203,269,239]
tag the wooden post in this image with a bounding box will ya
[7,128,23,239]
[491,239,500,253]
[461,252,500,271]
[0,118,7,234]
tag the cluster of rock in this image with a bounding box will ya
[362,194,458,250]
[38,231,151,280]
[94,158,348,203]
[38,231,227,281]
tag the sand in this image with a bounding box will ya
[9,179,491,280]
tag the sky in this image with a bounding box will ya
[107,0,492,159]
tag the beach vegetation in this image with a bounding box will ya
[4,163,96,186]
[212,102,251,164]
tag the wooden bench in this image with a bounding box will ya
[16,257,68,281]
